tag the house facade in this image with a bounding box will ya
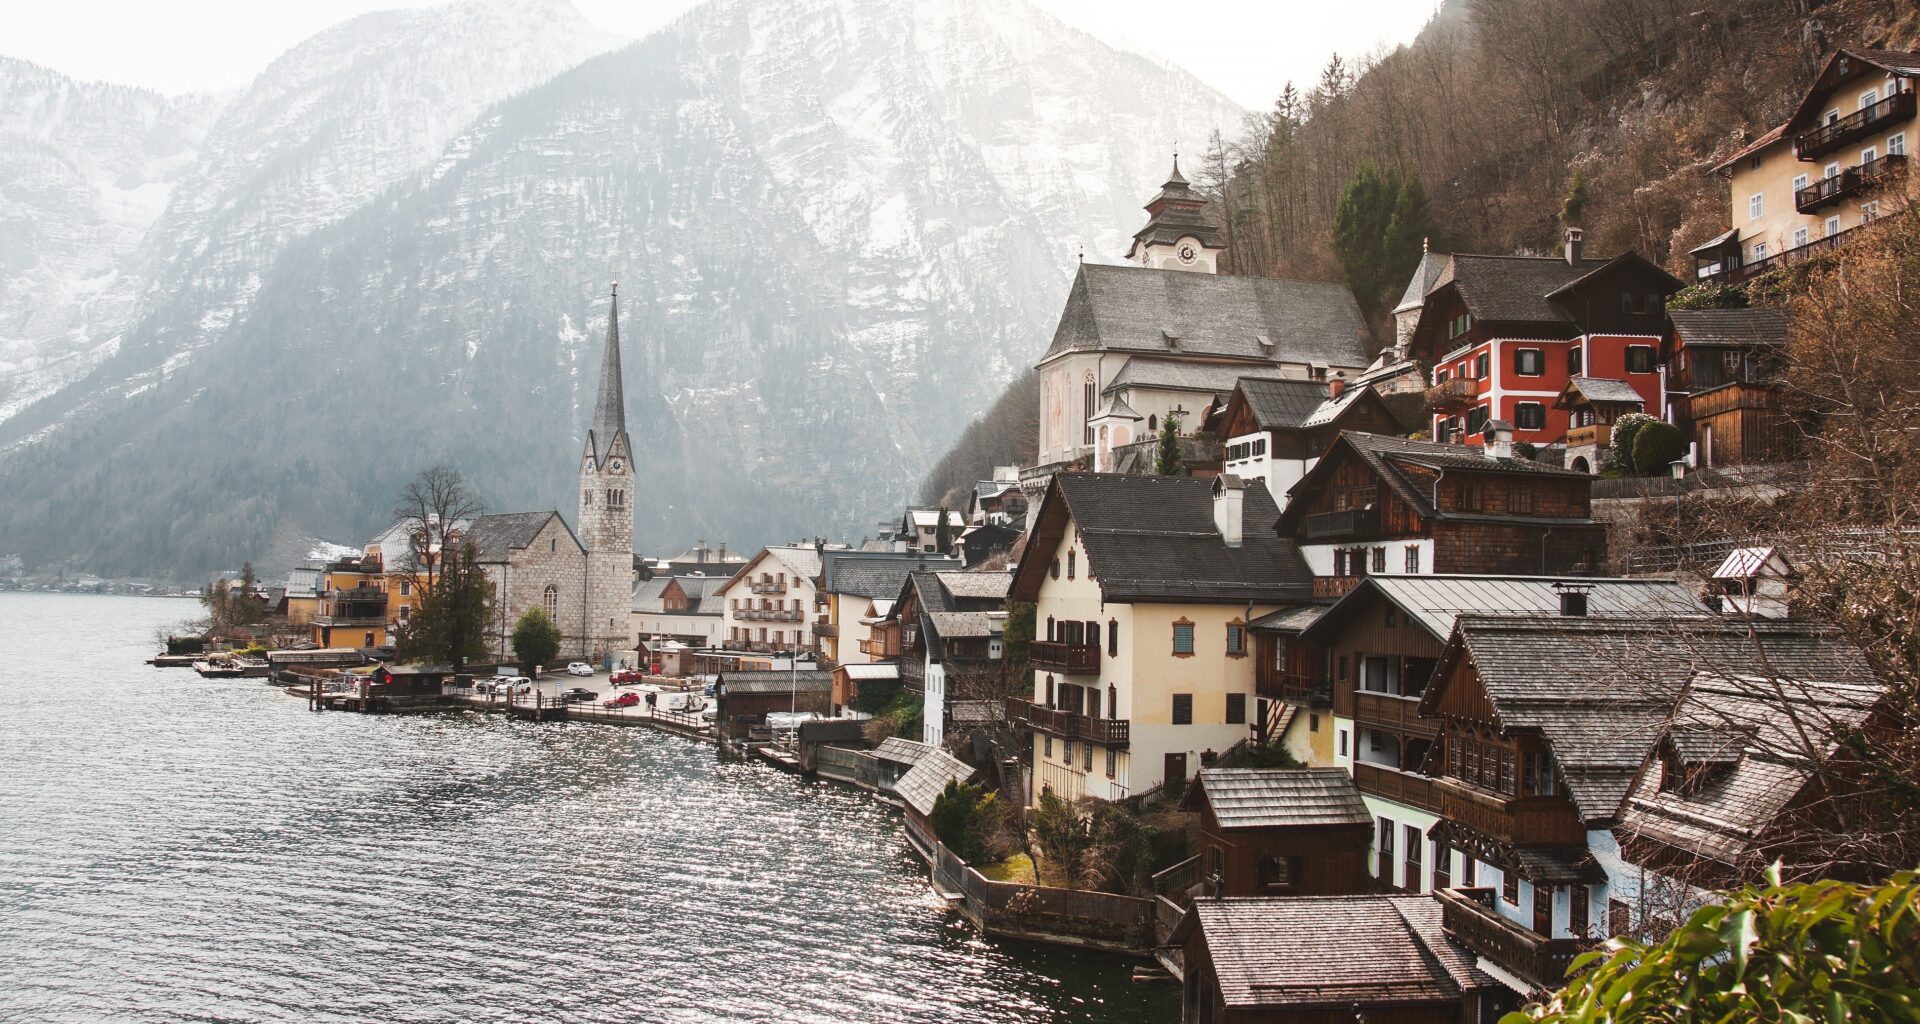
[817,550,957,666]
[717,546,826,655]
[629,575,725,649]
[309,557,388,649]
[890,569,1012,747]
[1693,48,1918,285]
[1406,237,1681,449]
[1665,308,1793,468]
[1214,376,1401,505]
[1178,768,1374,899]
[1009,474,1314,803]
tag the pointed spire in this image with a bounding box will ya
[1165,150,1187,187]
[587,281,628,467]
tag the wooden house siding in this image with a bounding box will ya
[1689,383,1793,467]
[1431,522,1606,577]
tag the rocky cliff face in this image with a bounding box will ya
[0,0,1240,578]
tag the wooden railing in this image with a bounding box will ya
[1795,154,1907,213]
[1352,761,1441,813]
[1031,640,1100,674]
[1437,887,1588,990]
[1795,89,1916,159]
[1565,423,1610,450]
[811,620,836,637]
[749,579,787,594]
[1006,698,1131,747]
[1257,669,1328,704]
[1313,576,1363,599]
[857,637,897,658]
[1302,506,1379,539]
[1435,777,1588,846]
[1351,691,1437,736]
[1426,376,1480,411]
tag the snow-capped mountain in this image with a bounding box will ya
[0,0,620,437]
[0,0,1241,578]
[0,60,220,422]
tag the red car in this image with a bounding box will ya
[603,691,641,708]
[610,671,647,686]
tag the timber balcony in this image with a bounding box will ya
[740,608,804,623]
[1565,423,1610,450]
[749,579,787,594]
[1301,505,1379,540]
[1313,576,1364,599]
[1795,154,1907,213]
[1795,89,1916,159]
[1006,697,1131,747]
[1426,376,1480,412]
[1434,777,1587,847]
[1352,762,1440,813]
[810,620,836,638]
[1256,669,1329,705]
[857,637,898,658]
[1437,887,1587,991]
[1030,640,1100,674]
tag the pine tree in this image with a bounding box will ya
[511,607,561,671]
[934,505,955,554]
[1154,416,1184,476]
[395,541,491,670]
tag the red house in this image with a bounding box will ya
[1407,230,1683,449]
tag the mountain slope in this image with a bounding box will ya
[0,60,220,421]
[0,0,620,441]
[0,0,1241,578]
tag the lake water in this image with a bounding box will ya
[0,593,1175,1023]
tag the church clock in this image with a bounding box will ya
[609,458,624,472]
[1177,243,1197,265]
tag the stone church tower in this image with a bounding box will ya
[578,284,634,660]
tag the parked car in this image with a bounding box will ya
[566,662,594,677]
[472,680,498,695]
[560,688,597,703]
[610,670,646,686]
[499,676,533,695]
[603,691,640,708]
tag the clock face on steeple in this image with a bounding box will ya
[1177,243,1197,265]
[609,458,623,473]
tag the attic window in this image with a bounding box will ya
[1162,330,1180,349]
[1256,334,1273,350]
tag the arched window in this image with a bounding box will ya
[543,584,558,618]
[1050,558,1060,580]
[1083,374,1097,445]
[1108,619,1119,657]
[1148,414,1157,431]
[1066,550,1076,579]
[1046,616,1056,641]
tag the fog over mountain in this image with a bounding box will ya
[0,0,1240,578]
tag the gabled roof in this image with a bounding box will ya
[1041,263,1372,369]
[1713,545,1794,580]
[1103,358,1286,397]
[1418,252,1681,339]
[1784,48,1920,135]
[873,736,936,767]
[1011,473,1314,604]
[722,545,825,592]
[932,570,1012,602]
[632,574,728,614]
[1670,308,1790,349]
[895,747,977,817]
[821,551,959,599]
[284,567,323,599]
[1091,394,1143,421]
[466,511,577,563]
[1231,377,1337,430]
[1304,575,1706,643]
[1422,615,1874,825]
[1393,250,1449,315]
[1621,671,1883,872]
[1709,124,1789,174]
[1275,432,1594,534]
[714,670,833,695]
[1181,768,1372,829]
[1557,375,1649,409]
[1174,896,1493,1009]
[926,611,1003,640]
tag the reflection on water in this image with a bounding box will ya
[0,594,1175,1023]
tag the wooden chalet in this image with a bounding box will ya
[1178,768,1373,898]
[1173,895,1507,1024]
[1273,432,1606,596]
[1416,613,1872,993]
[1552,376,1645,474]
[1212,376,1403,510]
[1665,309,1794,467]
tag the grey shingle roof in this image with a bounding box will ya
[1433,253,1612,324]
[1181,896,1492,1009]
[1104,359,1287,397]
[1561,376,1648,406]
[1234,377,1341,430]
[1669,308,1790,348]
[714,670,833,695]
[1278,432,1594,531]
[895,748,977,817]
[873,737,935,767]
[1392,251,1449,315]
[823,552,959,599]
[466,511,569,563]
[931,570,1011,601]
[632,575,728,614]
[1426,616,1875,824]
[1042,263,1373,369]
[1620,672,1881,871]
[1185,768,1371,829]
[926,611,1001,639]
[1308,575,1706,642]
[1046,474,1314,603]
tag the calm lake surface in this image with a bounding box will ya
[0,593,1175,1023]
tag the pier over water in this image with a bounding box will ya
[0,593,1173,1024]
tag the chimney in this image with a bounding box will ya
[1554,582,1592,617]
[1212,475,1245,548]
[695,539,708,563]
[1483,419,1514,460]
[1327,370,1347,400]
[1564,227,1584,266]
[717,542,727,561]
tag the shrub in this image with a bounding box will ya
[1510,867,1920,1023]
[1631,420,1687,476]
[930,779,996,863]
[510,608,560,669]
[1608,412,1655,469]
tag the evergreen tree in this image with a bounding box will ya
[233,561,264,625]
[1560,173,1590,230]
[395,541,490,669]
[934,505,955,554]
[511,607,561,672]
[1333,162,1439,318]
[1154,416,1183,476]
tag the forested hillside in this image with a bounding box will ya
[920,0,1919,503]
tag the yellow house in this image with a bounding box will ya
[310,557,389,649]
[283,566,323,626]
[1008,473,1316,804]
[1695,47,1918,284]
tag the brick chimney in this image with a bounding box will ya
[1483,419,1515,460]
[1564,227,1584,266]
[1212,475,1245,548]
[1327,370,1346,400]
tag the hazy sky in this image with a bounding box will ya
[8,0,1441,110]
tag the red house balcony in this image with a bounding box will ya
[1427,376,1481,412]
[1031,640,1100,674]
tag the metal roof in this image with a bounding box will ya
[1311,575,1706,642]
[1712,546,1792,580]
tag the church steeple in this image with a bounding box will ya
[585,283,629,468]
[1126,152,1226,273]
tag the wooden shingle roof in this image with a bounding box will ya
[1182,768,1371,830]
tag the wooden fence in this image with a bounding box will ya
[915,820,1154,952]
[815,745,879,790]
